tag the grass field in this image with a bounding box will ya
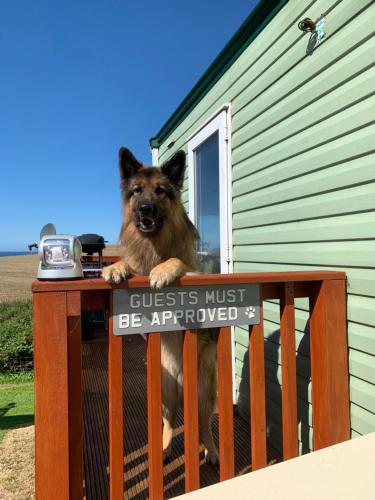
[0,244,122,303]
[0,245,121,435]
[0,374,34,443]
[0,254,39,303]
[0,247,124,496]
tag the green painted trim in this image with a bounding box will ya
[150,0,289,148]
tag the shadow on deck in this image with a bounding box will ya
[82,335,280,499]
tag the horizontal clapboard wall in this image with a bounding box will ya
[157,0,375,453]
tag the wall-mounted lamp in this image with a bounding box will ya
[298,15,326,53]
[298,18,316,33]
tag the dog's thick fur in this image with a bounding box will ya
[102,147,219,464]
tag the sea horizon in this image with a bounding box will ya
[0,251,37,257]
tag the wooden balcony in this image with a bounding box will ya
[32,269,350,499]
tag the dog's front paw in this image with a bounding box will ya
[149,264,176,289]
[102,262,129,284]
[149,258,187,289]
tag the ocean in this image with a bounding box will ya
[0,251,37,257]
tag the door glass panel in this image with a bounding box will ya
[194,132,220,273]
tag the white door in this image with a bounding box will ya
[188,108,232,274]
[188,107,235,401]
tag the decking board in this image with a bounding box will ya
[82,335,280,499]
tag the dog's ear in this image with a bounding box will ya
[119,147,142,181]
[161,150,186,190]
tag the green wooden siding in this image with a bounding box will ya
[156,0,375,454]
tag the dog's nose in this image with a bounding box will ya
[138,203,156,217]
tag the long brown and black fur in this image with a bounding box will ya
[102,147,219,464]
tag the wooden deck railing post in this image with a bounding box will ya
[280,283,298,460]
[183,329,200,492]
[108,294,124,498]
[249,293,267,471]
[67,291,83,499]
[217,326,235,480]
[309,279,350,450]
[34,290,83,500]
[147,332,164,499]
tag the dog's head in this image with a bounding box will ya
[119,147,186,235]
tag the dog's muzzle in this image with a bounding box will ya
[136,203,160,233]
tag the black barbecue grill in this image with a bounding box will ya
[78,233,106,256]
[77,234,108,339]
[78,234,107,277]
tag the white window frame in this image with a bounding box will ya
[187,106,232,274]
[187,106,236,402]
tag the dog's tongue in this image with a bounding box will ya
[141,217,153,227]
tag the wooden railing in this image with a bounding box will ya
[32,269,350,499]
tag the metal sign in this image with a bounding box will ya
[113,283,260,335]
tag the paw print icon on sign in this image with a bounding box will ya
[245,306,256,319]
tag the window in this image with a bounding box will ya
[188,107,231,274]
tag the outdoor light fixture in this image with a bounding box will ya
[298,15,326,47]
[298,17,316,32]
[37,225,83,280]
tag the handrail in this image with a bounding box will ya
[32,269,346,292]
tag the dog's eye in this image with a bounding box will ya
[155,186,165,195]
[133,186,142,194]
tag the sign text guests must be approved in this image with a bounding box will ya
[113,284,260,335]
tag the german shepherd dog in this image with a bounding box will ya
[102,147,219,464]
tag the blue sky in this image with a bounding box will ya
[0,0,258,250]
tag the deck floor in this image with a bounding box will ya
[82,334,279,499]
